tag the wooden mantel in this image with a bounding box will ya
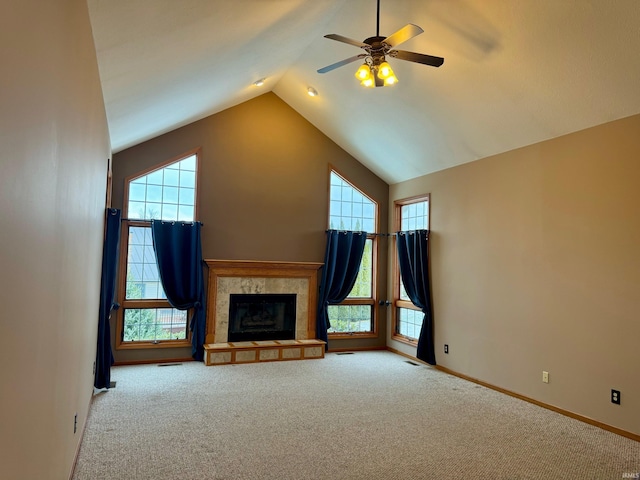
[204,260,323,344]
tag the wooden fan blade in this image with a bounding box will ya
[324,34,369,48]
[317,54,366,74]
[392,49,444,67]
[383,24,424,48]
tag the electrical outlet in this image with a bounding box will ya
[542,371,549,383]
[444,344,449,354]
[74,413,78,434]
[612,389,621,405]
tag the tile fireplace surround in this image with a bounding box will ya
[203,260,325,365]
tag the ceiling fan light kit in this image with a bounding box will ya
[318,0,443,88]
[354,59,398,88]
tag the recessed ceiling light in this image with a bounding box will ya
[307,86,318,97]
[253,78,266,87]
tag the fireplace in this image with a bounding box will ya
[203,260,325,365]
[205,259,323,344]
[228,293,296,342]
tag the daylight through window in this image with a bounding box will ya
[116,151,198,348]
[327,170,377,335]
[393,195,429,342]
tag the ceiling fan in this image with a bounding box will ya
[317,0,444,87]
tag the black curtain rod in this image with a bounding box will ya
[120,218,204,226]
[324,230,429,237]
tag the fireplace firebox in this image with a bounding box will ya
[228,293,296,342]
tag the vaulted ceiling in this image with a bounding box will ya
[88,0,640,184]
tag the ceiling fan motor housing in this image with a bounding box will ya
[364,36,388,62]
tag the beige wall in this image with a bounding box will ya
[112,92,389,363]
[0,1,110,479]
[389,114,640,435]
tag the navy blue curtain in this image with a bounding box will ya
[95,208,121,389]
[396,229,435,365]
[316,230,367,346]
[151,221,206,361]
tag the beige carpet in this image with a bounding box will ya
[73,351,640,479]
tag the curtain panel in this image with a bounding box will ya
[151,221,206,361]
[316,230,367,346]
[95,208,121,389]
[396,229,436,365]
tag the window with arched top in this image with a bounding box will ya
[116,149,199,349]
[327,169,377,336]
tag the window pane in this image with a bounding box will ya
[146,185,162,203]
[327,305,373,333]
[127,155,197,221]
[161,203,178,221]
[352,202,363,217]
[128,201,145,219]
[401,200,428,231]
[399,278,410,301]
[129,183,146,202]
[145,202,162,220]
[329,200,341,219]
[178,205,194,221]
[123,308,188,342]
[362,218,375,233]
[125,226,166,300]
[178,187,195,206]
[163,186,178,204]
[179,155,196,171]
[146,170,163,185]
[163,168,180,187]
[329,171,376,233]
[398,308,423,340]
[348,238,372,298]
[179,170,195,188]
[341,185,352,202]
[143,262,159,281]
[362,203,375,221]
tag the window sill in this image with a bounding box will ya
[391,334,418,347]
[116,339,191,350]
[328,332,378,339]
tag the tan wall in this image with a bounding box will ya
[112,92,389,363]
[0,1,110,478]
[389,114,640,435]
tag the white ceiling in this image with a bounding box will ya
[88,0,640,184]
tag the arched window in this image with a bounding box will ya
[116,149,199,348]
[327,169,377,336]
